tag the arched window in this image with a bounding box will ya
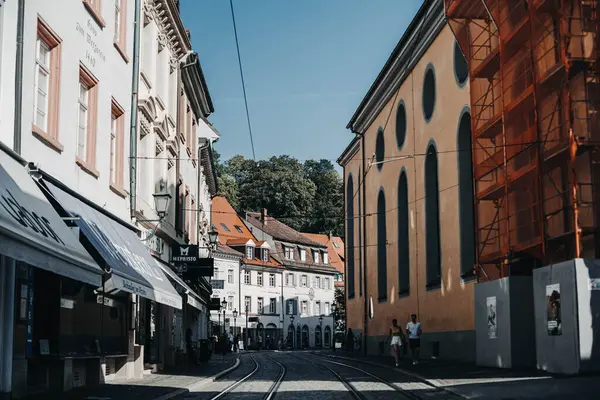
[377,188,387,301]
[454,40,469,87]
[396,101,407,149]
[425,144,441,287]
[346,174,355,298]
[375,127,385,170]
[398,170,410,295]
[324,326,332,347]
[423,64,436,122]
[457,110,475,278]
[301,325,309,349]
[315,325,322,347]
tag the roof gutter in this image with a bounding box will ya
[180,52,215,119]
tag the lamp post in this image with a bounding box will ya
[331,303,337,352]
[208,230,219,250]
[245,305,249,350]
[319,315,324,348]
[233,309,238,336]
[290,315,295,350]
[221,298,227,336]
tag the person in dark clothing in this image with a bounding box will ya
[346,329,354,354]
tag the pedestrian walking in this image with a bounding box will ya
[406,314,422,365]
[389,319,406,367]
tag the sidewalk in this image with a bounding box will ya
[316,351,599,400]
[22,352,240,400]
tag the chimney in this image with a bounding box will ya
[261,208,267,225]
[329,231,332,241]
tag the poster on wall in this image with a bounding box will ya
[486,296,497,339]
[546,283,562,336]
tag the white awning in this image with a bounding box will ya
[44,182,182,310]
[0,149,103,286]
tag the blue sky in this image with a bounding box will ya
[180,0,423,165]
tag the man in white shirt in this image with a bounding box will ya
[406,314,422,365]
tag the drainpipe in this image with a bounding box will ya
[129,0,141,219]
[13,0,25,154]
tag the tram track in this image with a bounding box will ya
[207,353,286,400]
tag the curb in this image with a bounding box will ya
[315,353,469,399]
[151,355,242,400]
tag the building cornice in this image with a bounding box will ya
[337,135,361,167]
[200,142,218,195]
[145,0,191,58]
[346,0,445,134]
[180,52,214,119]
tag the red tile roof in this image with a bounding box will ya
[212,197,282,269]
[302,233,345,275]
[245,212,325,248]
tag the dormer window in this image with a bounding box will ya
[284,246,294,260]
[300,248,306,262]
[262,248,269,262]
[246,246,254,259]
[323,252,329,264]
[313,250,320,264]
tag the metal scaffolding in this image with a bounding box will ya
[445,0,600,281]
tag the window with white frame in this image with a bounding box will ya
[313,250,320,264]
[228,269,234,284]
[257,272,263,286]
[246,246,254,259]
[269,273,275,287]
[245,296,251,312]
[316,276,321,289]
[325,302,330,315]
[109,113,117,183]
[315,301,321,315]
[301,275,307,287]
[113,0,121,41]
[244,270,250,284]
[286,273,294,286]
[228,296,233,311]
[301,300,308,315]
[269,298,276,314]
[325,277,331,290]
[262,249,269,262]
[323,252,329,264]
[257,297,263,314]
[213,268,219,279]
[300,248,306,262]
[77,82,90,160]
[34,40,50,131]
[284,246,294,260]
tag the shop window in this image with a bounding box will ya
[423,64,436,122]
[425,144,441,288]
[398,170,410,296]
[377,188,387,301]
[396,100,407,149]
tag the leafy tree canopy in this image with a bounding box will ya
[212,151,343,236]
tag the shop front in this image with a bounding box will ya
[38,180,183,385]
[0,148,105,397]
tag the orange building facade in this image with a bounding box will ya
[339,0,478,360]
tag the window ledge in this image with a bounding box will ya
[82,1,106,29]
[398,290,410,299]
[425,283,442,292]
[113,41,129,63]
[110,183,128,198]
[377,297,388,304]
[76,157,100,179]
[32,125,64,153]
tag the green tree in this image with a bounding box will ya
[303,159,344,236]
[334,287,346,334]
[213,150,240,210]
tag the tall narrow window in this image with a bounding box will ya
[425,144,442,287]
[76,65,99,177]
[457,111,476,279]
[346,174,355,298]
[33,18,62,151]
[110,99,126,196]
[377,188,387,301]
[113,0,128,61]
[398,171,410,295]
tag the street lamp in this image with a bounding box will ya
[290,315,295,350]
[233,309,238,336]
[208,230,219,250]
[221,298,227,335]
[319,315,324,348]
[152,192,172,219]
[245,305,249,349]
